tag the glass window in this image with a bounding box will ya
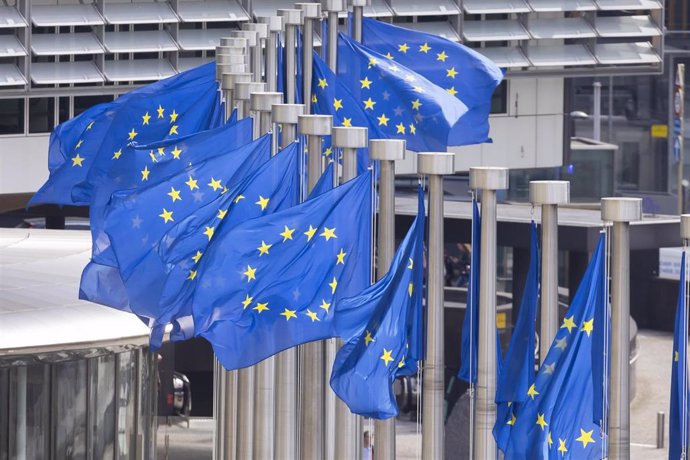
[74,95,113,117]
[92,355,116,460]
[491,80,508,114]
[117,352,137,459]
[0,99,24,135]
[59,97,70,124]
[54,360,87,459]
[28,98,55,134]
[9,365,50,460]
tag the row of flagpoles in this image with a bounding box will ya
[31,0,690,458]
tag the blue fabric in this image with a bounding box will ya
[308,161,334,200]
[193,172,372,370]
[494,222,540,450]
[330,186,424,419]
[502,234,607,459]
[79,119,254,312]
[361,18,504,146]
[30,63,223,206]
[669,252,688,460]
[459,200,481,383]
[97,135,272,324]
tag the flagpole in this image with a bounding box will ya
[273,103,305,148]
[243,23,269,82]
[418,153,455,459]
[331,127,369,460]
[297,3,321,114]
[681,215,690,457]
[257,16,283,92]
[323,0,343,72]
[601,197,641,459]
[234,82,267,120]
[297,114,333,459]
[278,9,303,104]
[231,29,261,82]
[221,73,252,121]
[370,139,406,460]
[351,0,366,41]
[251,92,283,156]
[529,181,569,363]
[469,167,508,460]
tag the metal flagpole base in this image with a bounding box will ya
[234,82,267,120]
[469,167,508,460]
[278,9,302,104]
[529,180,569,363]
[273,104,305,148]
[682,214,690,240]
[601,197,641,460]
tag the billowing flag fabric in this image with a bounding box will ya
[319,33,467,152]
[308,162,335,199]
[361,18,504,146]
[79,119,256,311]
[494,222,540,449]
[330,186,424,419]
[98,135,272,322]
[669,251,688,460]
[503,234,607,459]
[30,63,222,207]
[459,199,480,383]
[193,172,372,370]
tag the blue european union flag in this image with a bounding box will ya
[503,233,606,459]
[361,18,504,146]
[312,33,467,152]
[30,63,223,207]
[79,118,254,312]
[669,251,688,459]
[96,134,272,323]
[329,185,424,419]
[192,172,372,370]
[494,221,540,449]
[308,161,334,199]
[459,199,481,384]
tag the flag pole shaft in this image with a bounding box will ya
[265,25,279,92]
[469,167,508,460]
[529,181,569,363]
[332,127,369,460]
[298,3,321,115]
[352,1,364,41]
[370,139,406,460]
[327,9,339,72]
[602,198,641,459]
[419,153,455,459]
[278,8,302,104]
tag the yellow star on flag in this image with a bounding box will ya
[169,125,179,135]
[171,146,182,159]
[170,110,179,123]
[436,51,448,62]
[157,147,165,156]
[398,357,405,368]
[548,432,553,448]
[398,43,410,53]
[396,123,406,134]
[536,413,548,431]
[159,208,174,223]
[217,209,227,220]
[363,98,376,110]
[581,318,594,337]
[141,166,150,181]
[333,98,343,111]
[208,178,222,192]
[256,196,270,211]
[409,124,416,135]
[342,118,352,127]
[447,67,458,79]
[377,114,390,126]
[312,94,318,104]
[243,265,256,282]
[408,258,414,269]
[368,57,377,69]
[336,249,346,265]
[447,87,458,96]
[157,105,165,118]
[381,349,394,366]
[167,186,182,202]
[128,128,138,140]
[149,151,158,163]
[192,251,203,264]
[241,294,253,309]
[112,149,123,160]
[413,86,424,93]
[306,309,320,322]
[364,330,375,346]
[675,350,679,362]
[318,78,328,89]
[234,194,245,203]
[281,308,297,321]
[185,176,198,190]
[71,154,85,167]
[257,241,272,256]
[527,383,539,400]
[507,413,516,425]
[203,226,215,240]
[329,277,338,294]
[253,302,269,313]
[384,52,394,60]
[408,282,414,297]
[419,43,431,53]
[575,428,595,448]
[187,270,197,281]
[411,99,422,111]
[360,77,372,89]
[557,439,567,455]
[319,299,331,313]
[320,227,337,241]
[304,225,317,241]
[142,112,151,125]
[75,139,83,149]
[561,315,576,333]
[87,121,94,130]
[280,225,295,242]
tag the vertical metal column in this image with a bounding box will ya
[593,81,602,141]
[369,139,406,460]
[297,114,333,459]
[322,0,344,72]
[278,9,303,104]
[229,30,259,81]
[351,0,367,41]
[234,82,267,120]
[251,92,283,157]
[469,167,509,460]
[243,23,268,81]
[297,3,321,114]
[258,16,283,92]
[676,64,686,214]
[529,181,570,362]
[417,153,456,459]
[602,197,641,460]
[221,73,252,120]
[331,127,369,460]
[271,102,306,460]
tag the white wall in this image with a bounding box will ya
[396,77,565,174]
[0,135,50,194]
